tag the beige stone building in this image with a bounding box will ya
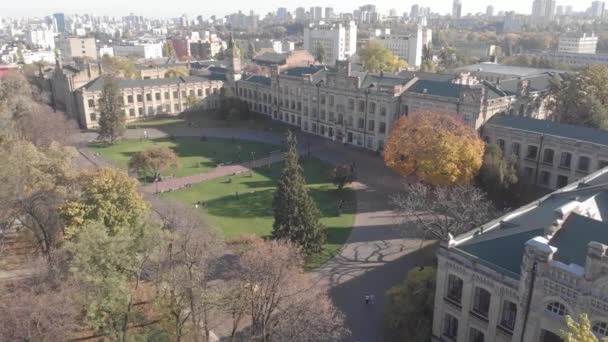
[482,115,608,190]
[236,61,556,152]
[60,37,97,61]
[432,167,608,342]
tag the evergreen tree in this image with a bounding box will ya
[272,132,325,255]
[97,76,125,144]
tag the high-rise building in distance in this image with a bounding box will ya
[532,0,556,20]
[53,13,66,33]
[591,1,606,17]
[452,0,462,18]
[486,5,494,17]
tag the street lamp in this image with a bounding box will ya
[363,83,375,149]
[315,79,324,136]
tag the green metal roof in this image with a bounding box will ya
[406,79,462,98]
[84,75,224,92]
[552,213,608,266]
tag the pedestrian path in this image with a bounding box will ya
[139,152,285,194]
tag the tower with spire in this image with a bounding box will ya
[226,33,242,83]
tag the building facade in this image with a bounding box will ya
[26,29,55,50]
[113,43,163,59]
[60,37,97,61]
[235,61,556,152]
[432,167,608,342]
[558,33,598,54]
[303,21,357,64]
[482,115,608,190]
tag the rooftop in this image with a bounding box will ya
[83,74,225,92]
[453,62,563,77]
[406,79,463,98]
[487,114,608,147]
[281,65,327,77]
[453,168,608,279]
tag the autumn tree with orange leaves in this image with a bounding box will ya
[384,111,484,186]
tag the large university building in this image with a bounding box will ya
[432,167,608,342]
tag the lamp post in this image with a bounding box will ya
[315,80,324,136]
[363,83,375,149]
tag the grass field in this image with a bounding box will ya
[90,137,280,177]
[161,157,355,269]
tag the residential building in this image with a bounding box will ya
[22,50,55,64]
[432,166,608,342]
[372,26,430,67]
[59,37,97,61]
[98,46,114,58]
[235,61,555,152]
[303,21,357,64]
[250,50,315,76]
[558,33,598,54]
[482,114,608,189]
[113,43,163,59]
[538,51,608,66]
[532,0,556,20]
[325,7,334,19]
[591,1,605,17]
[452,63,562,83]
[453,0,463,18]
[314,7,323,20]
[486,5,495,17]
[26,29,55,50]
[295,7,307,21]
[53,13,66,33]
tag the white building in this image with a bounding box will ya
[372,26,431,68]
[98,46,114,58]
[113,43,163,59]
[22,50,55,64]
[26,29,55,50]
[558,33,598,54]
[303,21,357,65]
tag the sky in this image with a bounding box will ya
[0,0,591,19]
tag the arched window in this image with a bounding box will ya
[593,322,608,337]
[546,302,568,316]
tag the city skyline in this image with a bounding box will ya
[0,0,593,18]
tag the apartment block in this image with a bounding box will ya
[558,33,598,54]
[303,21,357,64]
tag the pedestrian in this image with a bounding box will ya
[364,295,370,305]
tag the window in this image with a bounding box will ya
[472,287,491,318]
[446,274,463,304]
[90,113,97,121]
[88,99,95,108]
[127,95,133,103]
[182,91,187,98]
[379,122,386,134]
[173,91,179,98]
[546,302,567,316]
[358,100,365,112]
[511,142,521,157]
[578,156,591,172]
[129,108,135,117]
[543,149,555,165]
[469,327,485,342]
[500,301,517,331]
[560,152,572,169]
[155,92,161,101]
[497,139,505,152]
[189,89,195,97]
[380,106,387,116]
[369,101,376,114]
[138,107,144,116]
[146,93,152,101]
[174,104,180,112]
[368,120,375,131]
[443,314,458,340]
[557,175,569,188]
[593,322,608,338]
[540,171,551,186]
[147,106,154,115]
[320,95,325,105]
[164,92,170,100]
[526,145,538,160]
[328,95,334,106]
[348,99,354,110]
[358,118,364,129]
[137,94,143,102]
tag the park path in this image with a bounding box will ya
[75,126,433,341]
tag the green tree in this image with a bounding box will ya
[68,219,167,341]
[314,42,326,64]
[271,132,325,255]
[560,313,608,342]
[97,76,126,144]
[164,67,188,78]
[329,164,356,191]
[61,168,149,238]
[163,42,176,58]
[478,144,522,205]
[359,41,407,72]
[384,267,436,342]
[101,55,139,79]
[128,145,179,180]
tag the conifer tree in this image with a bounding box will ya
[272,131,325,255]
[98,76,125,144]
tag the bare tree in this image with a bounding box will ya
[226,238,350,342]
[15,104,78,147]
[155,201,224,342]
[0,279,79,341]
[392,183,498,241]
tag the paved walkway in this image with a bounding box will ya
[75,127,434,341]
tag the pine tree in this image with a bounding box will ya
[98,76,125,144]
[272,131,325,255]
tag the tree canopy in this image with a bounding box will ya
[97,76,126,144]
[314,42,326,64]
[128,145,179,180]
[384,111,484,186]
[359,41,407,73]
[560,313,608,342]
[101,55,139,80]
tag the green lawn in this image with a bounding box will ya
[126,112,294,134]
[89,137,281,177]
[161,157,355,269]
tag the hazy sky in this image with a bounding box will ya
[0,0,591,18]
